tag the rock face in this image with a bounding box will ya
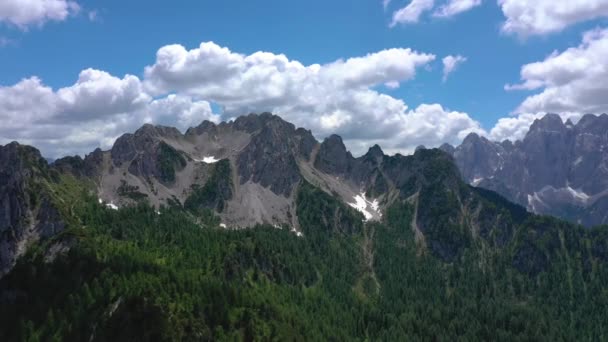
[236,113,313,196]
[0,143,65,276]
[448,113,608,227]
[76,113,321,229]
[314,135,354,176]
[69,113,524,246]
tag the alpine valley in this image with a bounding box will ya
[1,113,608,341]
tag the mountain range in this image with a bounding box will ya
[443,113,608,227]
[1,113,607,340]
[0,112,514,274]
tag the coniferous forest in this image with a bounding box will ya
[1,174,607,341]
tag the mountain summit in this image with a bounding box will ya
[446,113,608,227]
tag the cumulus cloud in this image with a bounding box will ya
[489,112,583,142]
[499,0,608,37]
[0,0,80,29]
[442,55,467,82]
[144,42,434,96]
[143,41,489,154]
[507,28,608,115]
[380,103,486,154]
[56,69,151,121]
[486,28,608,142]
[0,40,490,158]
[490,27,608,143]
[489,113,545,142]
[433,0,482,18]
[388,0,481,25]
[0,72,218,157]
[390,0,435,26]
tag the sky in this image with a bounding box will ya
[1,0,608,158]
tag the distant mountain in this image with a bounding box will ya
[444,113,608,227]
[1,113,608,340]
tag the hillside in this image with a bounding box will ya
[0,114,607,340]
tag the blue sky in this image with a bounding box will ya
[1,0,608,157]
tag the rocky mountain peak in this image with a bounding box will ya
[462,132,482,144]
[527,113,566,135]
[314,134,354,175]
[0,143,64,276]
[111,124,182,167]
[0,142,48,174]
[451,113,608,227]
[363,144,385,164]
[185,120,218,136]
[575,113,608,134]
[134,123,182,140]
[439,143,455,156]
[236,113,317,196]
[232,112,279,133]
[453,133,504,183]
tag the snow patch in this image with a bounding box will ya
[290,226,304,238]
[99,198,118,210]
[527,193,546,213]
[472,177,484,186]
[567,186,590,202]
[194,156,220,164]
[219,223,227,228]
[274,224,303,237]
[348,193,381,221]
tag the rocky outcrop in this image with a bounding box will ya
[53,148,104,179]
[314,135,355,176]
[452,133,507,185]
[0,143,65,277]
[236,114,312,196]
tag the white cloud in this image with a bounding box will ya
[56,69,151,121]
[442,55,467,82]
[383,0,392,10]
[0,72,218,158]
[390,0,435,26]
[499,0,608,37]
[507,28,608,115]
[144,41,487,154]
[144,43,434,96]
[0,0,80,29]
[489,112,583,142]
[433,0,482,18]
[491,28,608,142]
[381,103,486,153]
[0,41,487,158]
[489,113,545,141]
[384,80,400,89]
